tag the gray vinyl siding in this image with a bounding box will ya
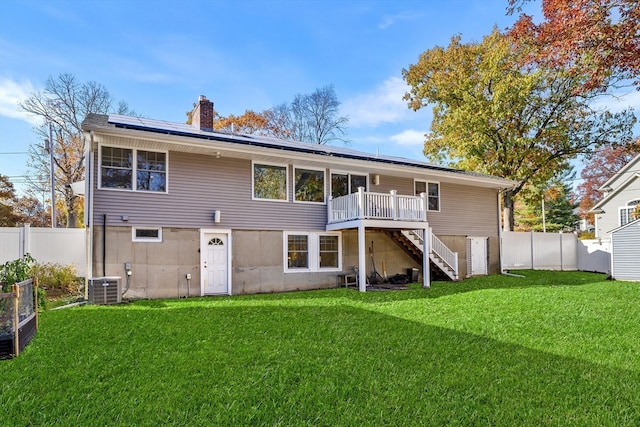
[428,183,500,237]
[611,221,640,281]
[93,149,499,237]
[595,176,640,240]
[93,150,327,230]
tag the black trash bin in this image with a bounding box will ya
[406,268,419,282]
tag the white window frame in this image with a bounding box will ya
[99,145,168,193]
[619,199,640,226]
[283,231,342,273]
[330,170,369,198]
[252,161,289,202]
[293,166,326,204]
[132,227,163,243]
[414,179,440,212]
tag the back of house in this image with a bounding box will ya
[81,96,514,299]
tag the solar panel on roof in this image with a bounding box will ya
[102,114,514,183]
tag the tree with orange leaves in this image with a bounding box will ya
[508,0,640,93]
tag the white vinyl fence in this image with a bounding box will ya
[502,231,611,274]
[502,231,578,270]
[0,225,86,276]
[577,239,611,274]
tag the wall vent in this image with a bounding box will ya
[88,277,122,305]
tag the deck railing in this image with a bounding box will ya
[408,229,459,278]
[328,187,427,224]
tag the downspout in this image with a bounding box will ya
[103,214,106,277]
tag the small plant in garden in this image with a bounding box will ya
[0,253,35,292]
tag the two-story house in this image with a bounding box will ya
[81,96,515,298]
[590,153,640,241]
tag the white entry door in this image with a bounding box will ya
[467,237,488,276]
[202,232,230,295]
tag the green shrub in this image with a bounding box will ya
[30,262,80,295]
[0,253,35,292]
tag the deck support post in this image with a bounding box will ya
[358,224,367,292]
[423,225,431,289]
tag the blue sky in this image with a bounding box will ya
[1,0,638,194]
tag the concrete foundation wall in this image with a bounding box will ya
[232,230,338,294]
[94,227,341,299]
[93,226,502,299]
[341,230,421,279]
[93,226,200,299]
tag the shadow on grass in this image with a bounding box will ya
[3,302,637,426]
[126,271,609,309]
[221,270,609,305]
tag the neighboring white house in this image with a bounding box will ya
[590,154,640,241]
[610,218,640,281]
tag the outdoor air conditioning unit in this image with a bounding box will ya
[88,277,122,305]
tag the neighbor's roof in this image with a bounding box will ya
[82,113,516,188]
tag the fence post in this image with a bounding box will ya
[12,284,19,357]
[34,277,39,331]
[559,232,564,271]
[22,224,30,258]
[530,230,535,270]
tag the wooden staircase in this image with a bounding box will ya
[383,229,459,281]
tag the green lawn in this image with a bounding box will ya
[2,271,639,426]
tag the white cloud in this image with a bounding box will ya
[390,129,426,146]
[342,76,412,128]
[590,89,640,114]
[0,78,40,125]
[378,12,419,30]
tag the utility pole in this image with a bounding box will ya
[541,197,546,233]
[46,122,56,228]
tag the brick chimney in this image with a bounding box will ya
[191,95,214,131]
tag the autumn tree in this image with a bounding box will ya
[508,0,640,93]
[0,175,21,226]
[190,85,349,145]
[0,174,48,226]
[575,141,639,223]
[20,73,135,227]
[403,28,636,230]
[13,196,49,227]
[515,172,579,232]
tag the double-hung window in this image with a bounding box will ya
[100,146,167,192]
[284,232,341,272]
[414,180,440,211]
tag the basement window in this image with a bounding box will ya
[132,227,162,242]
[284,232,341,272]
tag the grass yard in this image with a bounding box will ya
[1,270,639,426]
